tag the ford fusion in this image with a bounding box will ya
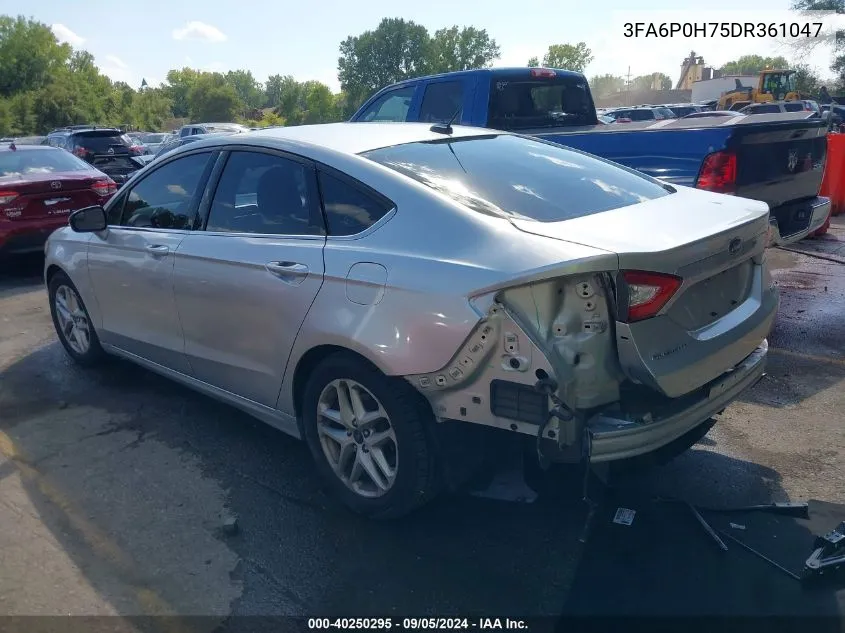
[44,123,777,518]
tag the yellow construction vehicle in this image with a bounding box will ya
[717,70,803,110]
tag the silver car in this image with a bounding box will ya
[44,123,777,518]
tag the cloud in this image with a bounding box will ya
[99,55,134,85]
[51,24,85,47]
[105,55,128,70]
[172,21,227,43]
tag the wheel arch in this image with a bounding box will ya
[290,344,381,426]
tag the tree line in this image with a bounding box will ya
[0,9,837,137]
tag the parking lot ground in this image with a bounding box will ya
[0,218,843,626]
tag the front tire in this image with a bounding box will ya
[48,271,105,366]
[302,353,440,519]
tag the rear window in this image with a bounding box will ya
[362,134,670,223]
[626,110,655,121]
[72,131,131,152]
[783,103,804,112]
[656,108,677,119]
[0,149,92,179]
[488,76,595,130]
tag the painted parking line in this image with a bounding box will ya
[768,346,845,368]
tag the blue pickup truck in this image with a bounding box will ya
[350,67,830,245]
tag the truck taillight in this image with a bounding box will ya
[621,270,682,322]
[530,68,557,78]
[0,191,19,206]
[91,179,117,198]
[695,150,737,194]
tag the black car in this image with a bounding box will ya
[43,127,146,186]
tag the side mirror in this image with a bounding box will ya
[69,206,107,232]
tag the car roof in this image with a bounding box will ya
[0,144,61,152]
[243,122,503,155]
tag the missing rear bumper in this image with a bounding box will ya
[587,339,768,463]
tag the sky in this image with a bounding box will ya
[2,0,841,93]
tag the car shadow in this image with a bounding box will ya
[0,343,840,625]
[0,253,45,299]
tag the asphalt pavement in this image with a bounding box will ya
[0,218,843,628]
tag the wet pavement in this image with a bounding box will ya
[0,218,843,625]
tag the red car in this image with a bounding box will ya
[0,143,117,256]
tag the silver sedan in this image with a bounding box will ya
[44,123,777,518]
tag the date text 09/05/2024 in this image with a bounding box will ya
[307,618,529,631]
[623,22,824,38]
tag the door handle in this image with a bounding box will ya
[145,244,170,256]
[265,261,308,276]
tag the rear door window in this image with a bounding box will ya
[356,86,416,122]
[419,81,464,123]
[205,151,321,236]
[362,134,670,223]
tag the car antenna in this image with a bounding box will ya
[430,105,461,135]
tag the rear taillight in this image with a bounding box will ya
[616,117,632,123]
[91,179,117,198]
[621,270,682,322]
[0,191,19,206]
[73,147,90,159]
[129,145,144,155]
[695,150,737,194]
[530,68,557,78]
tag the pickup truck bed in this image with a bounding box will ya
[351,67,830,244]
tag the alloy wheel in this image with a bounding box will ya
[54,285,91,355]
[316,378,398,498]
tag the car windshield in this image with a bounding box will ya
[488,75,595,130]
[0,149,92,178]
[362,134,670,223]
[783,103,804,112]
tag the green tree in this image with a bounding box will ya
[792,63,822,95]
[165,67,201,118]
[272,74,304,121]
[589,74,625,97]
[338,17,433,110]
[264,74,285,108]
[429,26,500,74]
[720,55,790,75]
[187,72,242,121]
[790,0,844,85]
[527,56,539,67]
[0,15,70,96]
[130,88,173,131]
[631,72,672,91]
[224,69,263,111]
[540,42,593,72]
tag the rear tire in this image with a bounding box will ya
[301,353,441,519]
[48,271,105,367]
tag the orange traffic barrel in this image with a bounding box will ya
[820,132,845,216]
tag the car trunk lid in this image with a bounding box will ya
[0,171,115,221]
[509,188,774,397]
